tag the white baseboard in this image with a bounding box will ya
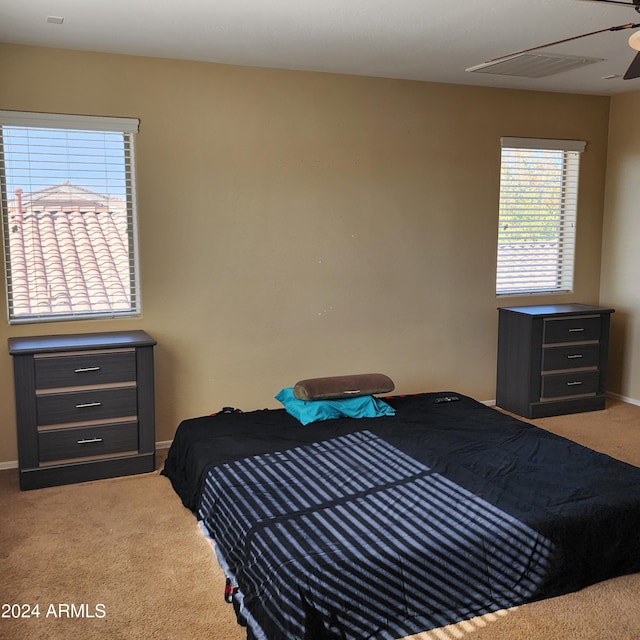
[607,391,640,407]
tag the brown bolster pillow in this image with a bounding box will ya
[293,373,395,401]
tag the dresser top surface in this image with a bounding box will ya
[498,303,615,318]
[8,330,156,355]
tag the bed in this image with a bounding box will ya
[162,389,640,640]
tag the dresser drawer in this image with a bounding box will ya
[543,316,601,344]
[35,350,136,389]
[38,422,139,462]
[37,387,138,426]
[541,371,600,399]
[542,343,600,371]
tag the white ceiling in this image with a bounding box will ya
[2,0,640,95]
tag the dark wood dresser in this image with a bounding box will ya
[8,330,156,490]
[496,304,614,418]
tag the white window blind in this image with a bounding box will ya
[496,137,585,296]
[0,111,141,323]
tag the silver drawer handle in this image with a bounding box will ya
[75,402,102,408]
[74,366,101,373]
[567,381,583,386]
[568,328,585,332]
[567,354,583,359]
[77,437,104,444]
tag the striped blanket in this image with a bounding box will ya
[198,430,555,640]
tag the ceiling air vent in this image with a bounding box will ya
[466,53,603,78]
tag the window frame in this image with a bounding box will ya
[0,110,141,324]
[496,136,586,297]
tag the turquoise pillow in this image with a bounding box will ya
[275,387,395,426]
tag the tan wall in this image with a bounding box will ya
[0,43,611,464]
[601,90,640,401]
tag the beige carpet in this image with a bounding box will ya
[0,453,244,640]
[1,399,640,640]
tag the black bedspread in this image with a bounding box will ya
[162,392,640,638]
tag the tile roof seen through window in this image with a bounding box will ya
[6,182,133,317]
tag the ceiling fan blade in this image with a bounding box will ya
[581,0,640,7]
[485,23,640,64]
[623,50,640,78]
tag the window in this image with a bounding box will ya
[496,137,585,296]
[0,111,140,323]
